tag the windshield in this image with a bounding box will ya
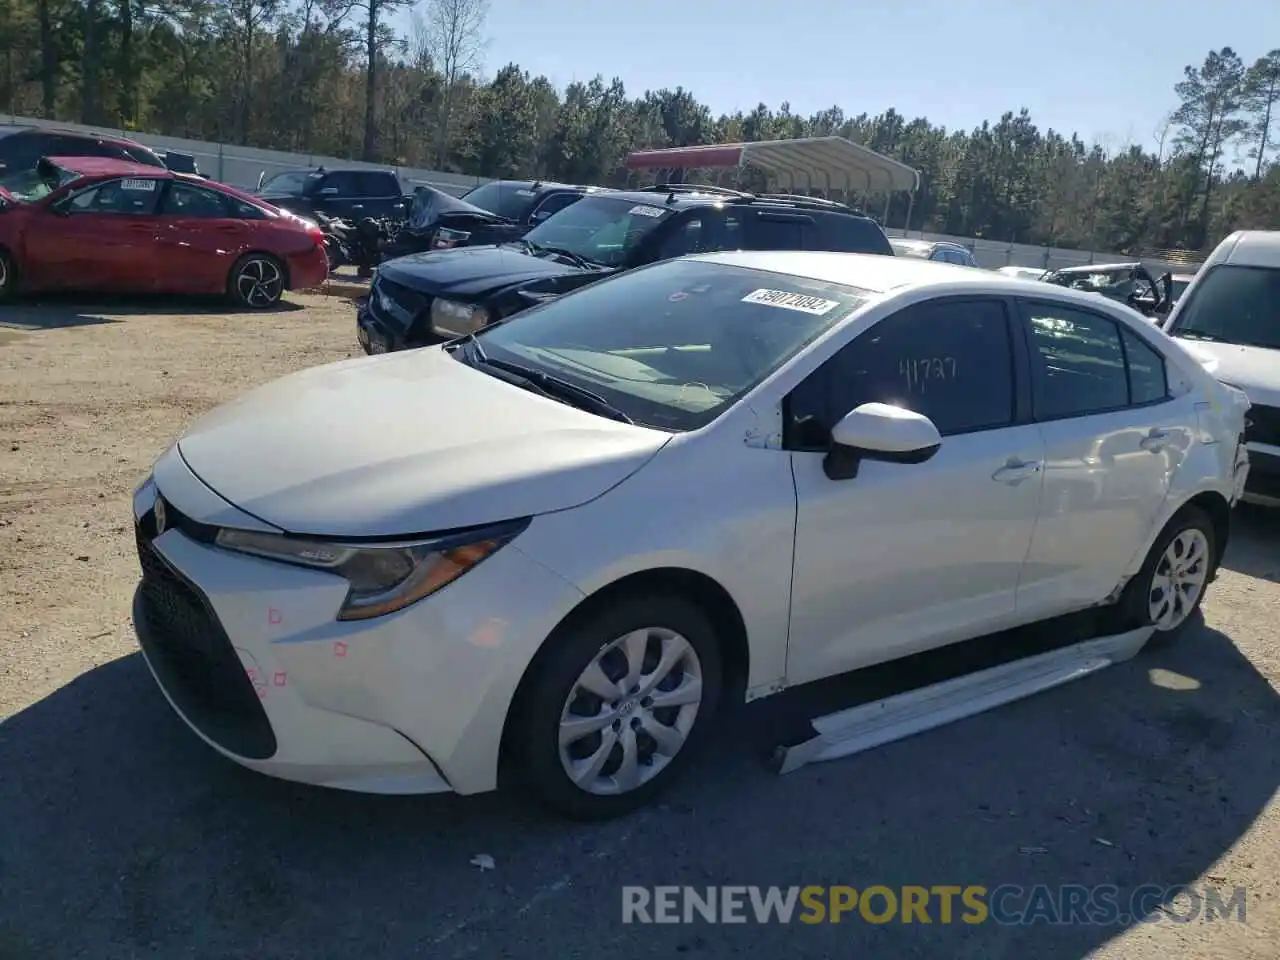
[467,259,871,431]
[520,195,674,267]
[0,163,77,201]
[258,171,317,196]
[1044,269,1132,293]
[460,182,540,220]
[1168,264,1280,350]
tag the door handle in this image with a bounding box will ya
[992,458,1043,484]
[1140,429,1170,452]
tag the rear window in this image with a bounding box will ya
[460,182,540,220]
[259,171,318,196]
[1168,264,1280,350]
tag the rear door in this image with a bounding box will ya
[23,175,163,291]
[1012,298,1192,618]
[155,180,258,293]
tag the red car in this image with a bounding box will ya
[0,156,328,308]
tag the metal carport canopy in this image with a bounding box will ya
[624,136,920,195]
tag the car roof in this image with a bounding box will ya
[45,155,174,178]
[1221,230,1280,267]
[3,125,147,146]
[691,250,1154,306]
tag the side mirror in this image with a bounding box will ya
[824,402,942,481]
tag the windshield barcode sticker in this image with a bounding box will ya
[120,178,156,191]
[741,289,840,315]
[628,204,666,218]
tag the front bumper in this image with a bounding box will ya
[356,278,449,354]
[130,468,585,796]
[1241,444,1280,507]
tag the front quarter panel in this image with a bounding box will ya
[514,423,798,693]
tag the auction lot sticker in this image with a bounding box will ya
[741,288,840,315]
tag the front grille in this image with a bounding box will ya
[377,276,431,318]
[1244,404,1280,447]
[134,525,277,760]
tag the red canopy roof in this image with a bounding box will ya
[625,136,919,194]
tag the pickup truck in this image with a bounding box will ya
[253,166,410,221]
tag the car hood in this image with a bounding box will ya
[1170,338,1280,407]
[175,348,669,538]
[407,185,509,232]
[377,244,596,298]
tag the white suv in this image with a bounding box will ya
[1163,231,1280,507]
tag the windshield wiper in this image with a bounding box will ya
[477,356,633,423]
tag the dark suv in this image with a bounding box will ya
[356,184,893,354]
[0,126,165,184]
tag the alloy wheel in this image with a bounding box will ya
[236,258,283,307]
[1148,528,1210,631]
[558,627,704,795]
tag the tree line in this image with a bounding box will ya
[0,0,1277,254]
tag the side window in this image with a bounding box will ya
[0,135,43,171]
[228,197,267,219]
[1121,328,1168,404]
[657,213,712,259]
[65,177,160,214]
[158,181,231,218]
[530,192,579,222]
[1023,303,1129,418]
[786,298,1016,448]
[743,212,807,250]
[353,171,398,196]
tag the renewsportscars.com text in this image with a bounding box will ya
[621,884,1248,925]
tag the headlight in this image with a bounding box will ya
[432,226,471,249]
[214,519,528,621]
[431,298,490,337]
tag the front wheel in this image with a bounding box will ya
[509,594,723,820]
[228,254,285,309]
[1113,506,1216,640]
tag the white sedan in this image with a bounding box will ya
[131,251,1251,820]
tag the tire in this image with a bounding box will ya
[509,593,723,821]
[1111,506,1216,641]
[227,253,286,309]
[0,247,15,302]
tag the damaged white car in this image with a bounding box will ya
[131,251,1251,819]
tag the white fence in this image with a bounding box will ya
[2,113,1201,275]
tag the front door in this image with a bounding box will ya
[1012,299,1190,617]
[785,296,1046,685]
[24,176,162,292]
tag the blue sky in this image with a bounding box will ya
[449,0,1275,153]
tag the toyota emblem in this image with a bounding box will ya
[154,495,167,536]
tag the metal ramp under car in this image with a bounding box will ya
[761,613,1156,777]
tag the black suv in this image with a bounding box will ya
[0,125,166,184]
[356,184,893,354]
[254,166,411,221]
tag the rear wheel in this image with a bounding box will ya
[228,254,285,309]
[1112,506,1216,641]
[0,247,15,301]
[509,593,722,820]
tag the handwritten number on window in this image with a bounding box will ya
[899,357,957,394]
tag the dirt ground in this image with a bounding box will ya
[0,293,1277,959]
